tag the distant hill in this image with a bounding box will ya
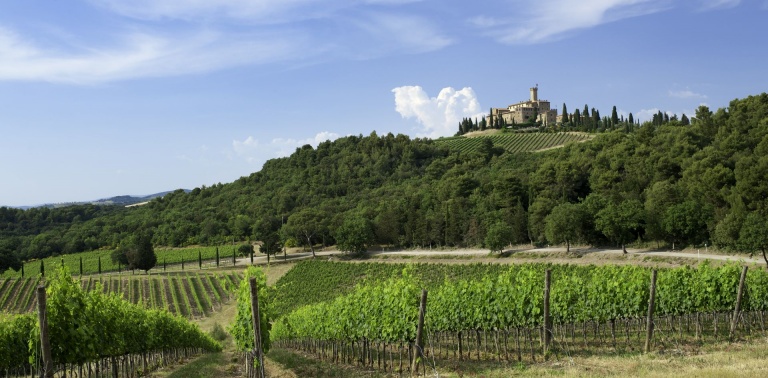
[17,190,189,210]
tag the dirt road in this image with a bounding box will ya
[238,245,766,266]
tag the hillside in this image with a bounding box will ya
[1,93,768,271]
[434,131,593,153]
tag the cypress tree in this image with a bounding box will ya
[681,113,690,126]
[40,260,44,277]
[628,113,634,124]
[250,249,254,264]
[181,256,184,270]
[561,103,569,123]
[79,257,83,276]
[216,247,220,267]
[233,249,236,266]
[21,264,24,278]
[98,256,101,275]
[163,258,166,271]
[611,106,619,126]
[198,249,202,269]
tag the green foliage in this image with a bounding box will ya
[229,266,271,354]
[595,199,644,250]
[485,221,512,253]
[3,93,768,262]
[0,266,222,371]
[334,216,373,254]
[739,213,768,265]
[544,202,586,250]
[271,262,768,346]
[435,132,592,154]
[209,322,229,342]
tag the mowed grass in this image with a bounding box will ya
[266,337,768,377]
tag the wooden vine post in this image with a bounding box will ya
[249,277,266,378]
[543,269,552,357]
[729,266,749,341]
[644,270,657,353]
[37,286,54,378]
[412,289,428,376]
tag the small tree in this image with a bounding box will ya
[544,202,585,253]
[739,213,768,268]
[335,216,374,255]
[112,231,157,274]
[595,199,644,253]
[485,222,513,253]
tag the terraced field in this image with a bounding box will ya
[0,271,242,319]
[435,131,593,153]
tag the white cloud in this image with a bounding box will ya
[233,132,341,165]
[0,27,310,84]
[635,108,661,122]
[392,86,485,138]
[472,0,671,44]
[668,89,708,99]
[699,0,740,11]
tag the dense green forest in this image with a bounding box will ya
[2,94,768,271]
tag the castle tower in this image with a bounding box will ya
[530,85,538,102]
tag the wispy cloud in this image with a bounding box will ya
[471,0,671,44]
[392,86,485,138]
[699,0,741,11]
[669,88,707,99]
[0,27,311,84]
[347,13,452,58]
[233,132,341,165]
[1,1,450,84]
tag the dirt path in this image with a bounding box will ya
[237,245,765,268]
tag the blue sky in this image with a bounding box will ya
[1,0,766,207]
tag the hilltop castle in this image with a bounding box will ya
[489,85,558,126]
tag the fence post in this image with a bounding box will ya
[543,269,552,357]
[37,286,54,378]
[249,277,265,378]
[412,289,428,376]
[644,270,657,353]
[730,266,749,341]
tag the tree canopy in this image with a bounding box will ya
[1,94,768,263]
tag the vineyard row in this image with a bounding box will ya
[0,271,242,319]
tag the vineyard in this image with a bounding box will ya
[0,244,247,278]
[268,261,768,375]
[0,267,221,377]
[0,271,242,319]
[434,132,593,153]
